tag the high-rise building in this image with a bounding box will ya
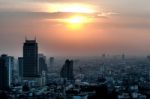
[38,54,48,86]
[60,59,74,80]
[41,71,46,86]
[18,57,23,81]
[23,39,39,77]
[38,53,47,74]
[49,57,54,67]
[7,56,14,86]
[0,54,14,90]
[0,55,9,90]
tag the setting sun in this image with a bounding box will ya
[68,16,86,24]
[64,16,91,30]
[45,3,97,30]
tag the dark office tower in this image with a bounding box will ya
[0,54,14,90]
[23,39,38,77]
[60,59,74,80]
[18,57,23,81]
[0,55,9,90]
[49,57,54,67]
[38,54,48,74]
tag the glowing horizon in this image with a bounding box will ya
[0,0,150,56]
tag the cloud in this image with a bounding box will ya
[0,11,112,22]
[27,0,91,3]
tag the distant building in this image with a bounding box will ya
[0,54,14,90]
[41,71,46,86]
[147,55,150,61]
[18,57,23,82]
[122,53,125,60]
[7,56,14,86]
[102,53,106,59]
[23,39,39,77]
[49,57,54,67]
[60,59,74,80]
[38,53,48,74]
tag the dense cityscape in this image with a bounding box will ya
[0,39,150,99]
[0,0,150,99]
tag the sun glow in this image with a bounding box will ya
[68,16,86,24]
[46,3,96,30]
[61,5,94,13]
[47,3,96,13]
[64,16,91,30]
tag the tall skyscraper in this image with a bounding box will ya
[23,39,39,77]
[60,59,74,80]
[7,56,14,86]
[18,57,23,81]
[38,53,47,74]
[0,55,9,90]
[38,54,48,86]
[0,54,14,90]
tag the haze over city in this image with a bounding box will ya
[0,0,150,57]
[1,1,150,99]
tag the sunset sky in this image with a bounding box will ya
[0,0,150,57]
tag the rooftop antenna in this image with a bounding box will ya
[25,36,27,41]
[34,35,36,41]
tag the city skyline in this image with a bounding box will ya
[0,0,150,57]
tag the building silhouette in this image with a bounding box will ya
[18,57,23,82]
[60,59,74,80]
[0,55,9,90]
[38,53,47,74]
[0,54,14,90]
[7,56,14,86]
[49,57,54,67]
[122,53,125,60]
[23,39,39,77]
